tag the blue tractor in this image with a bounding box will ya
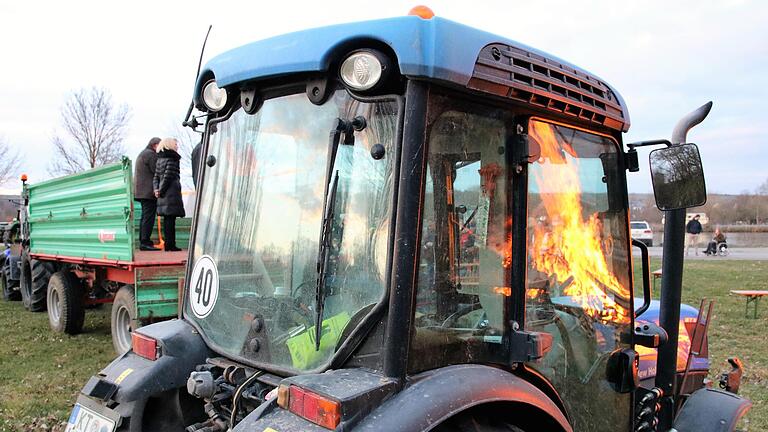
[65,8,749,432]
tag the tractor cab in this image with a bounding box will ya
[68,10,750,432]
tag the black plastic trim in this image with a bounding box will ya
[355,364,572,431]
[673,388,751,432]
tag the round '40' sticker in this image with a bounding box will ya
[189,255,219,318]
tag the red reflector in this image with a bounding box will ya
[132,332,159,360]
[288,385,341,429]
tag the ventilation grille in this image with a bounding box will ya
[469,44,627,131]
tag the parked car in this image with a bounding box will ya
[631,220,653,246]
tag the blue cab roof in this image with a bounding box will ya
[197,15,630,130]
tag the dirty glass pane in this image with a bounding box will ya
[187,90,398,372]
[410,96,512,373]
[524,119,631,430]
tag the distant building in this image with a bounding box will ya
[662,212,709,225]
[685,212,709,225]
[0,195,20,222]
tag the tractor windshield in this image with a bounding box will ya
[187,89,398,373]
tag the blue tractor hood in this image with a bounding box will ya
[635,300,710,381]
[194,15,630,131]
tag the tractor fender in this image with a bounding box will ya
[355,364,572,432]
[77,319,212,432]
[93,319,211,402]
[673,388,752,432]
[76,319,211,431]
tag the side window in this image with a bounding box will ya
[410,101,512,373]
[523,119,632,429]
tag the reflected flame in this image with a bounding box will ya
[635,321,692,371]
[529,121,630,324]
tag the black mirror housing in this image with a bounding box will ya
[649,143,707,211]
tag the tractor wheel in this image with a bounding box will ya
[47,271,85,334]
[2,269,21,301]
[111,286,137,355]
[2,255,21,301]
[20,253,55,312]
[434,412,527,432]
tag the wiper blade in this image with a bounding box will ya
[313,116,365,350]
[313,118,347,351]
[314,170,339,350]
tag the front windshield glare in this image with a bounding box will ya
[188,90,398,372]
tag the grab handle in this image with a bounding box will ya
[633,238,652,317]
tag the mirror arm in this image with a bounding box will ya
[625,140,673,172]
[632,238,652,317]
[626,139,673,149]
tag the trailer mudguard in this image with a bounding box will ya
[673,388,751,432]
[75,319,211,431]
[355,364,572,431]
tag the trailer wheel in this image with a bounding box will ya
[21,253,55,312]
[111,286,137,355]
[47,271,85,334]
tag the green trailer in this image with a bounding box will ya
[17,157,190,354]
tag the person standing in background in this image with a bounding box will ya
[153,138,185,251]
[685,214,703,256]
[134,137,161,251]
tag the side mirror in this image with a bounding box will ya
[649,143,707,211]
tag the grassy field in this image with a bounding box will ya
[0,260,765,431]
[0,304,114,431]
[671,259,768,431]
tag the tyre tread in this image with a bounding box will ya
[29,259,55,311]
[48,271,85,334]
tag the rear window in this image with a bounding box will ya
[630,222,649,229]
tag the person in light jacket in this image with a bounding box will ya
[153,138,185,251]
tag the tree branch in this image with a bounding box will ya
[49,87,132,176]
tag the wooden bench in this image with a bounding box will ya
[652,269,662,291]
[730,290,768,319]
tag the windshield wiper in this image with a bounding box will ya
[313,117,365,350]
[314,170,339,350]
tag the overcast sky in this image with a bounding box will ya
[1,0,766,195]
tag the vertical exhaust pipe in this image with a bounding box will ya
[654,101,713,430]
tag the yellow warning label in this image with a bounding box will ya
[263,428,279,432]
[114,368,134,384]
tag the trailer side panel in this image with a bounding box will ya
[27,158,135,262]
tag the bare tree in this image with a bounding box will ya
[0,136,23,186]
[49,87,132,175]
[755,178,768,224]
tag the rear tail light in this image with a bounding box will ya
[644,230,652,234]
[132,332,160,360]
[277,384,341,429]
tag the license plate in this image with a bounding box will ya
[65,404,116,432]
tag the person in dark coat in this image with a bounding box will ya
[134,137,161,251]
[153,138,185,251]
[191,139,202,189]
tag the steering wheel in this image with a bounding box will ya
[440,302,485,329]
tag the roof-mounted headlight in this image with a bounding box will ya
[339,50,389,91]
[202,79,228,112]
